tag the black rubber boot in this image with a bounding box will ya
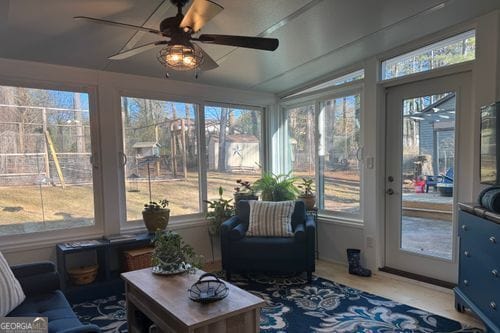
[347,248,372,277]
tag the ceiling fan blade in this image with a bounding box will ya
[180,0,223,33]
[197,34,279,51]
[198,47,219,71]
[74,16,165,36]
[108,41,167,60]
[120,1,173,53]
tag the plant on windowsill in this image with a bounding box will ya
[298,178,316,210]
[151,230,203,275]
[253,172,299,201]
[204,187,234,236]
[234,179,258,208]
[143,199,170,233]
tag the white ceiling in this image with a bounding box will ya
[0,0,499,94]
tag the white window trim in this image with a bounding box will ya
[0,80,105,243]
[280,82,364,222]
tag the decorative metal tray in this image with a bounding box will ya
[152,263,191,276]
[188,273,229,303]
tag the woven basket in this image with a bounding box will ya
[68,265,98,285]
[124,247,154,271]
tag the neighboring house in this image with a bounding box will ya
[208,134,260,171]
[416,93,456,175]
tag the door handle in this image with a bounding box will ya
[386,188,394,195]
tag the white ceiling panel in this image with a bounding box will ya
[0,0,499,94]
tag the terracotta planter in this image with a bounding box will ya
[299,195,316,210]
[142,208,170,233]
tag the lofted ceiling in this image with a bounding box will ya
[0,0,499,94]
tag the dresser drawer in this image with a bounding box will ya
[459,211,500,241]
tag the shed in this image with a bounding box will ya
[208,134,260,171]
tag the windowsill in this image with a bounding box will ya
[0,216,210,254]
[317,214,364,229]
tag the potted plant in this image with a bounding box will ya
[151,230,203,274]
[253,172,299,201]
[143,199,170,233]
[234,179,258,209]
[205,187,234,236]
[298,178,316,210]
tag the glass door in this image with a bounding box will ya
[385,72,471,283]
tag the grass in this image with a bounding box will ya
[0,170,360,234]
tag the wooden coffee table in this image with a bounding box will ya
[121,268,265,333]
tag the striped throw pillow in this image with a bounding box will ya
[247,200,295,237]
[0,252,26,316]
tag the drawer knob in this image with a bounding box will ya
[490,236,497,244]
[464,250,470,257]
[461,225,468,231]
[490,301,497,310]
[492,269,499,277]
[463,279,469,286]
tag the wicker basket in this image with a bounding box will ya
[124,247,154,271]
[68,265,98,285]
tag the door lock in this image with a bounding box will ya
[388,176,394,182]
[386,188,394,195]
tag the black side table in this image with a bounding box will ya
[306,208,319,259]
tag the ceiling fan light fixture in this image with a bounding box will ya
[158,43,203,71]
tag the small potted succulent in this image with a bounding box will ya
[298,178,316,210]
[205,187,234,236]
[151,230,203,274]
[142,199,170,233]
[233,179,258,209]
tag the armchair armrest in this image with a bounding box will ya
[221,216,242,234]
[305,215,316,268]
[11,261,60,295]
[230,223,247,241]
[294,223,306,242]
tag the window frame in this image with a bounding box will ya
[0,79,104,245]
[118,91,267,231]
[281,79,364,222]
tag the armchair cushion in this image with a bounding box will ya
[0,252,26,317]
[247,200,295,237]
[11,261,60,296]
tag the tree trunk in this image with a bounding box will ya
[218,108,228,172]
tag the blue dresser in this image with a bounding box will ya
[455,208,500,332]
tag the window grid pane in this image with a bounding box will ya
[204,106,263,201]
[121,97,200,220]
[0,86,95,235]
[287,105,316,180]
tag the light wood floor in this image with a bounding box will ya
[204,260,484,329]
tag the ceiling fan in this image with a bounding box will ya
[75,0,279,73]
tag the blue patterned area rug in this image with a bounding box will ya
[71,273,482,333]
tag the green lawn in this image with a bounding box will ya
[0,171,360,234]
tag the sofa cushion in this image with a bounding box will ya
[247,200,295,237]
[0,252,26,316]
[8,290,83,333]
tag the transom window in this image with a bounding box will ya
[382,30,475,80]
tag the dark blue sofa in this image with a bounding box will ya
[221,200,316,282]
[8,262,100,333]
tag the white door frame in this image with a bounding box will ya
[384,71,472,283]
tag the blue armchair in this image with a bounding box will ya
[220,200,316,282]
[8,261,101,333]
[425,167,454,194]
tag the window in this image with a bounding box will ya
[284,88,363,219]
[286,70,364,98]
[0,85,95,235]
[382,30,475,80]
[287,104,316,179]
[204,105,263,200]
[319,95,361,215]
[121,97,200,220]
